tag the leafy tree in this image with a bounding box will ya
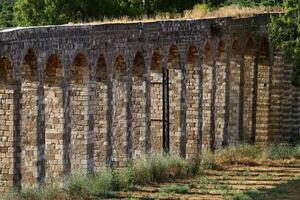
[269,0,300,85]
[0,0,15,27]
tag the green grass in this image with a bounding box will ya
[160,184,190,194]
[4,143,300,200]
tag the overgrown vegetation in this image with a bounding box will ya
[0,0,284,27]
[4,143,300,200]
[269,0,300,86]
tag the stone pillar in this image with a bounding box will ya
[44,56,64,183]
[280,64,294,142]
[202,43,213,150]
[291,84,300,142]
[112,55,128,168]
[228,44,241,145]
[0,83,16,192]
[94,55,108,171]
[185,46,200,159]
[150,49,163,154]
[255,55,271,143]
[215,41,227,148]
[21,51,39,188]
[144,55,151,155]
[242,50,256,143]
[132,53,147,160]
[268,52,284,142]
[70,55,89,172]
[168,47,182,155]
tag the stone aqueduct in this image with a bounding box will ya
[0,13,299,191]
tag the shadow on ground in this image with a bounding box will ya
[233,177,300,200]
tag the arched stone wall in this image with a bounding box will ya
[0,14,298,191]
[44,54,64,182]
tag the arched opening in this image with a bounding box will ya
[150,48,163,154]
[94,54,108,170]
[70,53,89,172]
[255,38,271,143]
[168,44,181,154]
[243,37,256,143]
[0,58,17,191]
[112,55,127,167]
[228,40,242,145]
[21,49,39,187]
[132,51,146,159]
[202,42,213,150]
[215,40,227,148]
[44,54,64,182]
[185,44,200,158]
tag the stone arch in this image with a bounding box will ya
[23,49,38,82]
[0,58,17,191]
[168,44,182,154]
[112,54,128,167]
[215,40,228,148]
[94,53,108,170]
[243,37,256,143]
[202,42,213,150]
[228,40,242,145]
[185,44,200,158]
[0,58,15,84]
[150,48,163,154]
[21,49,39,187]
[132,51,146,159]
[71,53,89,84]
[70,53,89,172]
[44,54,64,183]
[255,38,271,143]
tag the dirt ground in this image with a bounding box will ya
[104,160,300,200]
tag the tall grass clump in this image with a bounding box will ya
[265,143,299,160]
[214,144,262,165]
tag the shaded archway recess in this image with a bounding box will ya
[94,54,108,170]
[70,53,89,172]
[112,55,127,167]
[255,38,271,143]
[202,42,213,150]
[242,38,256,143]
[228,40,242,145]
[44,55,64,183]
[150,48,163,154]
[132,51,146,159]
[0,58,17,192]
[185,45,200,159]
[21,49,39,188]
[168,44,181,155]
[215,41,227,148]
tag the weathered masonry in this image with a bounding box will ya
[0,13,299,191]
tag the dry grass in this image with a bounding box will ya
[184,4,282,19]
[70,4,283,25]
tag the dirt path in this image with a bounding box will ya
[106,161,300,200]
